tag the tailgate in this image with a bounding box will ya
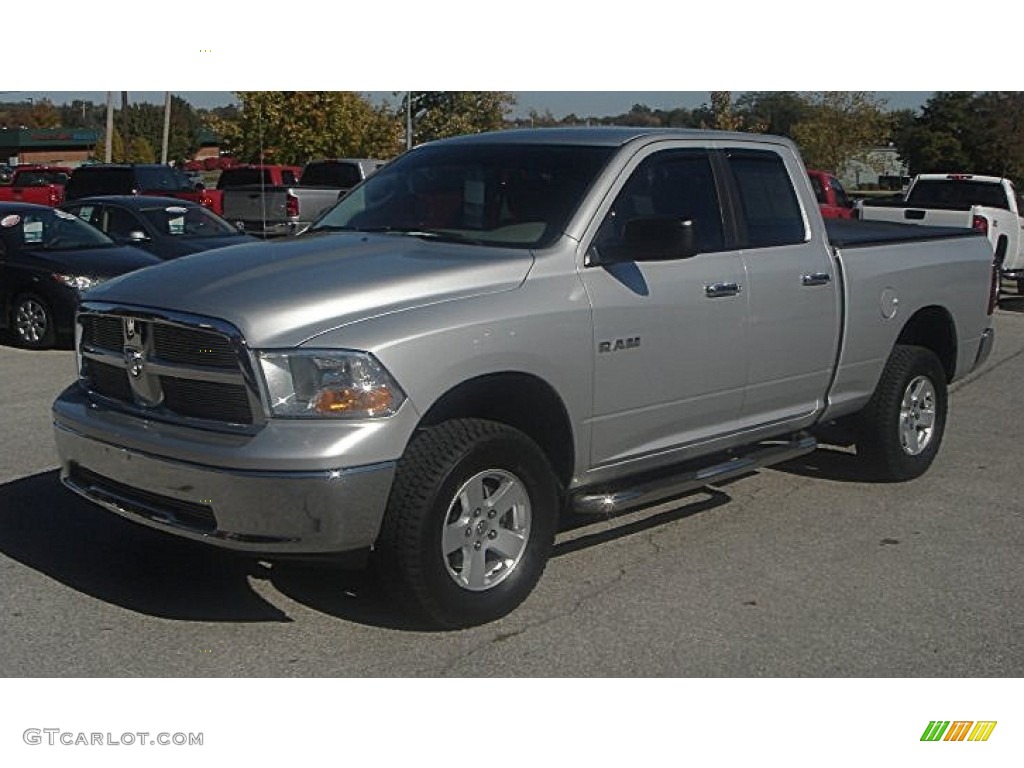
[222,186,290,224]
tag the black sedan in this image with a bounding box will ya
[61,196,258,260]
[0,202,160,348]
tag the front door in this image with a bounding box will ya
[580,145,749,469]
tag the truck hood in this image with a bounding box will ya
[86,232,534,347]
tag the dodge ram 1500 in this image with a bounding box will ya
[53,128,996,628]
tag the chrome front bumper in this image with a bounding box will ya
[54,421,395,555]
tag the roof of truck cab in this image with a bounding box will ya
[425,127,796,148]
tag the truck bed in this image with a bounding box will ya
[825,219,983,248]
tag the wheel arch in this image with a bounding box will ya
[416,372,575,489]
[894,305,957,382]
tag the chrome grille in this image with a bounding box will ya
[160,376,253,423]
[152,324,237,369]
[77,308,261,428]
[81,314,124,350]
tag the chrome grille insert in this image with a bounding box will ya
[76,307,262,429]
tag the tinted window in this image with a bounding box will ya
[66,167,133,198]
[594,149,725,256]
[15,170,69,187]
[312,144,614,249]
[831,177,852,209]
[134,166,192,192]
[140,205,239,238]
[809,174,827,205]
[100,206,143,239]
[217,168,268,188]
[906,180,1009,209]
[301,162,363,188]
[727,150,806,248]
[0,207,113,250]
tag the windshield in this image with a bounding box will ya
[0,208,114,251]
[310,143,615,248]
[140,205,240,238]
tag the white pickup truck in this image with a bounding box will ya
[859,173,1024,293]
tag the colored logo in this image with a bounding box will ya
[921,721,997,742]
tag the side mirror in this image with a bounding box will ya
[598,217,698,264]
[193,182,206,191]
[128,230,150,243]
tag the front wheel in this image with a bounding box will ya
[374,419,559,629]
[12,293,56,349]
[855,344,947,481]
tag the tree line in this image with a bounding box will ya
[3,92,1022,187]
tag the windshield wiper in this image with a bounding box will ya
[371,227,485,245]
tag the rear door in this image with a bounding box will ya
[721,144,841,428]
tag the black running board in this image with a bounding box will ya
[571,433,817,515]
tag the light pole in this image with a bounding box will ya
[406,91,413,151]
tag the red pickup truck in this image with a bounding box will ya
[205,164,302,215]
[0,166,72,207]
[808,169,855,219]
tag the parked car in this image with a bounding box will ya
[61,196,258,260]
[203,164,303,216]
[807,169,855,219]
[63,164,219,211]
[52,128,995,628]
[859,173,1024,293]
[0,165,72,207]
[0,202,159,348]
[221,157,384,237]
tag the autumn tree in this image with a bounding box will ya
[403,91,515,146]
[792,92,889,173]
[232,91,402,163]
[698,92,767,133]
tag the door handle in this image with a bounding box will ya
[704,282,741,298]
[801,272,831,287]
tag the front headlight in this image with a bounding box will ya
[258,350,406,419]
[52,273,103,292]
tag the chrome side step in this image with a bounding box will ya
[571,433,817,515]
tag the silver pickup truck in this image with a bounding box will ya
[52,128,996,628]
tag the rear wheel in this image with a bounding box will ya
[12,293,56,349]
[374,418,558,629]
[855,345,947,481]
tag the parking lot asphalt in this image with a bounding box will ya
[0,299,1022,677]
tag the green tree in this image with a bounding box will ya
[734,92,812,137]
[404,91,515,145]
[893,91,975,174]
[233,91,402,164]
[793,91,889,173]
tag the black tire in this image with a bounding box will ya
[12,293,56,349]
[374,418,559,629]
[855,345,947,481]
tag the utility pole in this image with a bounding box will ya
[120,91,129,162]
[406,91,413,151]
[161,92,172,164]
[104,92,114,162]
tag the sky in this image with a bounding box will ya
[8,91,935,120]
